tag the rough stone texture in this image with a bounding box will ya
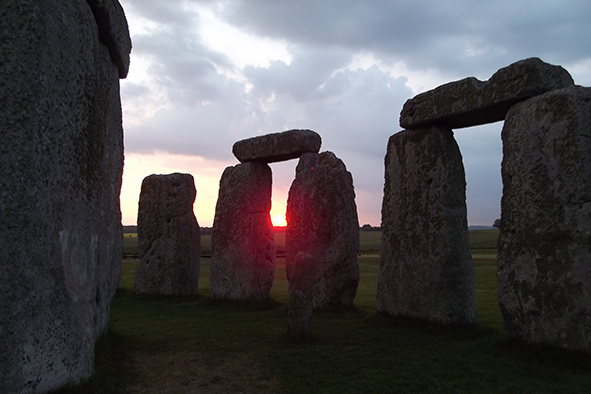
[86,0,132,78]
[134,173,201,295]
[233,129,322,163]
[377,126,476,326]
[287,253,317,339]
[0,0,130,392]
[210,162,276,301]
[498,85,591,352]
[286,152,360,309]
[400,58,574,130]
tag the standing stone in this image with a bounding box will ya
[134,173,201,295]
[400,58,574,130]
[286,152,360,309]
[233,129,322,163]
[498,85,591,352]
[0,0,130,392]
[377,126,476,326]
[287,253,317,339]
[210,162,276,301]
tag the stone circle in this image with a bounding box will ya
[232,129,322,163]
[134,173,201,295]
[0,1,130,391]
[377,126,476,325]
[210,162,276,301]
[400,57,574,130]
[286,151,360,309]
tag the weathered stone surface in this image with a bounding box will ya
[134,173,201,295]
[0,0,129,392]
[286,152,360,309]
[287,253,317,339]
[210,162,276,301]
[498,85,591,352]
[377,126,476,326]
[232,129,322,163]
[86,0,132,78]
[400,58,574,129]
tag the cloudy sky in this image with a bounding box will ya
[117,0,591,227]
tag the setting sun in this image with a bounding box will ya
[272,213,287,227]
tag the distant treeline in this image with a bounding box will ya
[123,225,214,235]
[360,224,381,231]
[123,225,382,234]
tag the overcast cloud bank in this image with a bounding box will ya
[118,0,591,226]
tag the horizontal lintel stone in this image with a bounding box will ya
[399,57,574,130]
[232,129,322,163]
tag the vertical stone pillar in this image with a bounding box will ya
[286,152,360,309]
[0,0,130,392]
[134,173,201,295]
[377,126,476,326]
[210,162,276,301]
[498,86,591,352]
[287,253,317,339]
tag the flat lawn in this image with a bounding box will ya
[53,230,591,393]
[469,229,499,250]
[124,230,382,257]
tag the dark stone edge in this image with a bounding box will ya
[86,0,132,78]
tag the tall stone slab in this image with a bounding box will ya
[0,0,130,392]
[210,162,276,301]
[286,152,360,309]
[134,173,201,295]
[498,86,591,352]
[377,126,476,326]
[287,253,317,339]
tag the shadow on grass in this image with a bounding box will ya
[48,329,137,394]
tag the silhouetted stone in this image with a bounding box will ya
[134,173,201,295]
[286,152,360,309]
[210,162,276,301]
[86,0,132,78]
[377,126,476,326]
[400,58,574,129]
[232,129,322,163]
[0,0,130,392]
[498,85,591,352]
[287,253,317,339]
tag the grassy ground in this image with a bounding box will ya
[52,230,591,393]
[124,230,382,257]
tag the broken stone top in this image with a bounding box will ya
[399,57,574,130]
[232,129,322,163]
[139,173,196,221]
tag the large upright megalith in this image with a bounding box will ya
[210,162,276,301]
[286,152,360,309]
[134,173,201,295]
[287,252,317,339]
[377,126,476,325]
[498,85,591,352]
[0,0,130,392]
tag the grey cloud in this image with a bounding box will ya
[244,45,353,100]
[245,59,412,158]
[218,0,591,79]
[118,0,590,226]
[121,81,151,99]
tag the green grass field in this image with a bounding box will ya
[53,230,591,393]
[124,230,384,257]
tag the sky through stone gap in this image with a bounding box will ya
[118,0,591,227]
